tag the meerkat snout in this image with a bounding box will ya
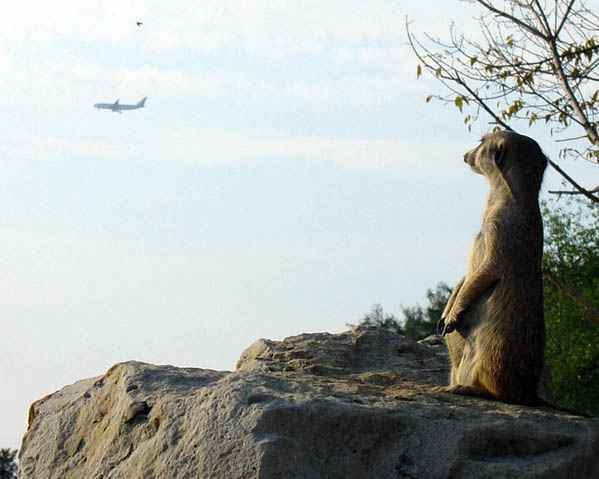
[463,150,481,174]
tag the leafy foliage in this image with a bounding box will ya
[351,304,404,335]
[402,283,452,339]
[542,198,599,415]
[0,449,18,479]
[351,283,452,340]
[408,0,599,201]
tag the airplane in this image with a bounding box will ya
[94,97,147,113]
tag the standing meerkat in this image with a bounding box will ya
[437,130,547,405]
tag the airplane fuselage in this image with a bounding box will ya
[94,97,147,113]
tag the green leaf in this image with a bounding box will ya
[454,95,464,112]
[470,56,478,66]
[416,64,422,79]
[524,72,534,85]
[585,38,596,61]
[529,112,538,127]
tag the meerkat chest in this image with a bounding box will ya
[467,231,486,273]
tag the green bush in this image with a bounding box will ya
[542,198,599,415]
[351,283,451,340]
[0,448,18,479]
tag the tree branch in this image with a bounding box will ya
[546,159,599,203]
[548,185,599,195]
[545,12,599,146]
[455,73,515,130]
[556,0,578,37]
[476,0,549,40]
[532,0,553,36]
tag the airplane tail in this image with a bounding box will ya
[137,97,148,108]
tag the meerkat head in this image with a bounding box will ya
[464,130,547,199]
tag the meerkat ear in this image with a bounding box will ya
[493,140,506,171]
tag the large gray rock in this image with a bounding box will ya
[19,328,599,478]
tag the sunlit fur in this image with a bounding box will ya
[441,130,547,405]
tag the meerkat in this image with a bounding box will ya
[437,130,547,406]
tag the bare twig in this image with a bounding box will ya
[548,185,599,195]
[547,37,599,146]
[555,134,590,142]
[476,0,549,39]
[556,0,578,37]
[546,159,599,203]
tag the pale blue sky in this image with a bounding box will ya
[2,1,598,448]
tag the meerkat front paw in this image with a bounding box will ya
[438,309,463,336]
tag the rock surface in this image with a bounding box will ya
[20,328,599,478]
